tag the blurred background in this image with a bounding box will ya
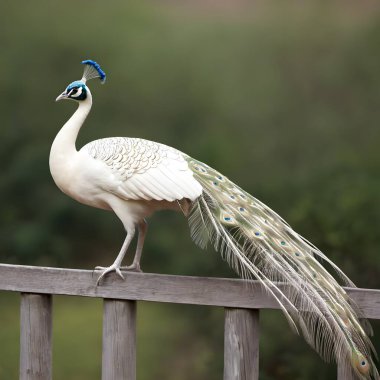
[0,0,380,379]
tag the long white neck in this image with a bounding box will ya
[49,91,92,190]
[50,91,92,163]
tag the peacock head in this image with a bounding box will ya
[56,60,106,102]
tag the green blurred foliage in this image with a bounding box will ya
[0,1,379,379]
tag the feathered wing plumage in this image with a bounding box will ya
[82,137,202,202]
[185,157,378,379]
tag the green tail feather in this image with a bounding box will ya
[186,157,378,379]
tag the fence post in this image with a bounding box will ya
[224,308,259,380]
[102,299,136,380]
[20,293,52,380]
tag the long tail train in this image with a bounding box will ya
[186,158,378,379]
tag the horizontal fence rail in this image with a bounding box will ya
[0,263,379,380]
[1,264,380,317]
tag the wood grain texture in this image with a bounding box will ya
[224,308,259,380]
[20,293,52,380]
[0,264,379,318]
[102,299,136,380]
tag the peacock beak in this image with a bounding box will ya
[56,92,68,102]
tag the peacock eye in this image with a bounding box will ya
[71,88,78,94]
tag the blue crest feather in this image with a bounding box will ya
[81,60,106,83]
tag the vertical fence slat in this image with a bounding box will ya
[224,308,259,380]
[102,299,136,380]
[337,362,357,380]
[20,293,52,380]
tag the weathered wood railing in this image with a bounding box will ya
[0,263,379,380]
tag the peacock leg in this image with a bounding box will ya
[121,219,147,272]
[95,225,136,285]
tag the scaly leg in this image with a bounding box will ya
[96,225,136,285]
[121,219,148,272]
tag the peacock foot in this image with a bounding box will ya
[95,264,125,285]
[120,263,142,272]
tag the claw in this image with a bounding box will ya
[95,265,125,285]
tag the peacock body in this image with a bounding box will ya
[50,60,378,379]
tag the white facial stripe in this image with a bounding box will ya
[71,87,83,98]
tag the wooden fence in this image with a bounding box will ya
[0,263,379,380]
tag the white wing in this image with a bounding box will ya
[81,137,203,202]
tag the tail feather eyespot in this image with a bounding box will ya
[352,351,370,375]
[221,214,236,225]
[251,230,265,240]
